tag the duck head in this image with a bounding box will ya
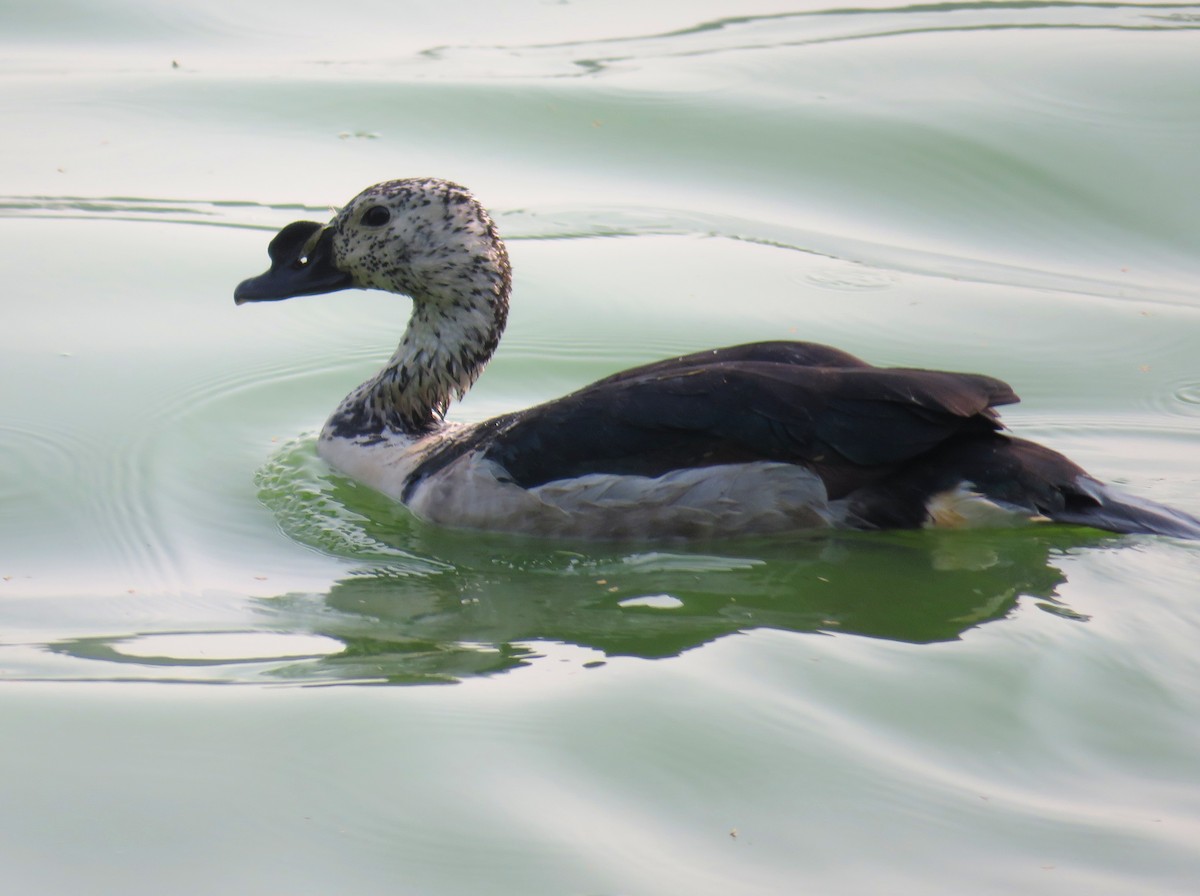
[234,177,512,316]
[235,178,513,431]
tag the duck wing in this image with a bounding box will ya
[405,353,1019,501]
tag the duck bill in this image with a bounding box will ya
[234,220,354,304]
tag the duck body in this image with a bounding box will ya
[235,178,1200,540]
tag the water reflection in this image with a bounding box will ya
[243,525,1102,685]
[214,440,1105,684]
[39,496,1106,686]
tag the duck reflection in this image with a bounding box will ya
[257,519,1102,685]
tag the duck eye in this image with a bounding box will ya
[362,206,391,227]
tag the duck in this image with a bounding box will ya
[234,177,1200,540]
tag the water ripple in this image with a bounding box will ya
[415,2,1200,81]
[4,194,1196,307]
[1149,378,1200,418]
[255,435,451,571]
[497,205,1200,308]
[0,194,327,230]
[0,421,86,508]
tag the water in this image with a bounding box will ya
[2,1,1200,893]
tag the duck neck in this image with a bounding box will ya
[326,280,510,438]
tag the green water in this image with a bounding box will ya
[3,1,1200,893]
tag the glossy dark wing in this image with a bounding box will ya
[404,345,1020,500]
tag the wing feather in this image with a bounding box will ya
[468,354,1018,492]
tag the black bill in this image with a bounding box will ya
[234,220,353,304]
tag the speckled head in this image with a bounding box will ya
[235,177,511,319]
[330,178,511,309]
[236,178,514,433]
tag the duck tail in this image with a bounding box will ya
[1049,478,1200,539]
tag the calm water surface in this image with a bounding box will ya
[2,1,1200,893]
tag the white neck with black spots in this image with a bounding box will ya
[324,178,511,436]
